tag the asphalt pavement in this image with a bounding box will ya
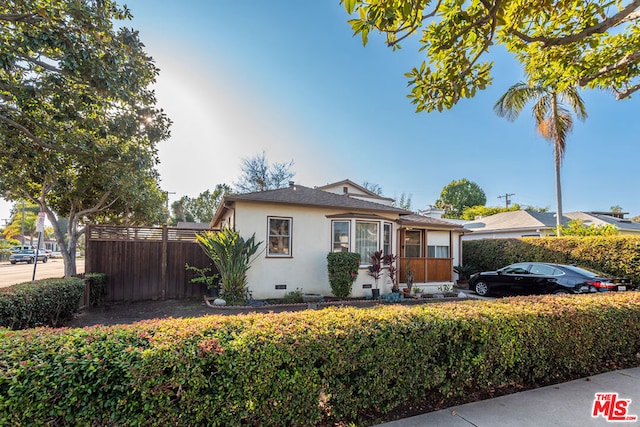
[378,367,640,426]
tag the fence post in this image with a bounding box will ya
[161,225,168,299]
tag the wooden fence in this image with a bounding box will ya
[85,225,215,301]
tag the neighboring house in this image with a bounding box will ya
[464,210,640,239]
[210,180,465,299]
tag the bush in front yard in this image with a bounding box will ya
[83,272,107,306]
[0,278,85,329]
[327,252,360,298]
[1,292,639,426]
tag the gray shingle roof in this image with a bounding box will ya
[222,184,410,214]
[464,210,640,233]
[397,214,464,229]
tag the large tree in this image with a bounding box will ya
[341,0,640,112]
[435,178,487,218]
[0,0,171,276]
[235,152,295,193]
[171,184,231,225]
[494,83,587,235]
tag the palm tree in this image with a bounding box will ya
[494,82,587,236]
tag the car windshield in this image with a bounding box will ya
[562,265,603,278]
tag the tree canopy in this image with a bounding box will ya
[0,0,171,276]
[342,0,640,112]
[171,184,231,225]
[235,152,295,193]
[435,178,486,218]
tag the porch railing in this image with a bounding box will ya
[398,257,453,283]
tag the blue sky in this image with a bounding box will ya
[2,1,639,223]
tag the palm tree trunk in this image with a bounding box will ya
[554,145,563,236]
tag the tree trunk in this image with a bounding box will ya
[44,207,79,277]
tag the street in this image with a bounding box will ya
[0,258,84,288]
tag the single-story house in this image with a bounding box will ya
[464,210,640,239]
[210,180,465,299]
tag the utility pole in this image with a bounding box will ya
[498,193,515,209]
[21,200,25,246]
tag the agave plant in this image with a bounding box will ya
[196,227,263,306]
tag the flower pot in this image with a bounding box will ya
[208,287,219,298]
[371,288,380,300]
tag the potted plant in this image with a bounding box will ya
[453,265,474,289]
[368,250,384,300]
[412,286,423,299]
[383,253,398,292]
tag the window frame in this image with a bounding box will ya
[383,222,392,259]
[267,216,293,257]
[331,220,351,253]
[355,220,380,266]
[427,244,450,259]
[404,229,423,258]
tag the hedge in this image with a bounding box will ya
[0,278,85,330]
[463,235,640,283]
[83,272,107,307]
[1,292,639,426]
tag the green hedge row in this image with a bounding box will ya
[463,236,640,282]
[1,292,639,426]
[84,272,107,307]
[0,278,85,329]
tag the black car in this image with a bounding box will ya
[468,262,633,297]
[9,249,48,264]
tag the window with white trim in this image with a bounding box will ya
[268,217,292,256]
[427,245,449,258]
[332,221,350,253]
[383,223,392,257]
[356,221,379,264]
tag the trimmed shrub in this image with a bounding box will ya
[327,252,360,298]
[0,278,85,329]
[463,236,640,283]
[1,293,639,426]
[84,272,107,306]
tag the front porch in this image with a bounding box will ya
[398,257,453,283]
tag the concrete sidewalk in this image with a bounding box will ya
[378,367,640,426]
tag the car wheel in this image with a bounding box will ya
[553,289,570,295]
[42,257,48,263]
[28,258,34,264]
[10,261,16,264]
[474,281,490,297]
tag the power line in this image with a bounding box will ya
[498,193,515,208]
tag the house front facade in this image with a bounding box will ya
[211,180,465,299]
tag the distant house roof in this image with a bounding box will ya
[465,210,563,233]
[316,179,395,203]
[464,210,640,235]
[211,183,410,227]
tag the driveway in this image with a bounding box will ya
[0,258,84,288]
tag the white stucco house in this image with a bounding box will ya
[210,180,465,299]
[464,210,640,240]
